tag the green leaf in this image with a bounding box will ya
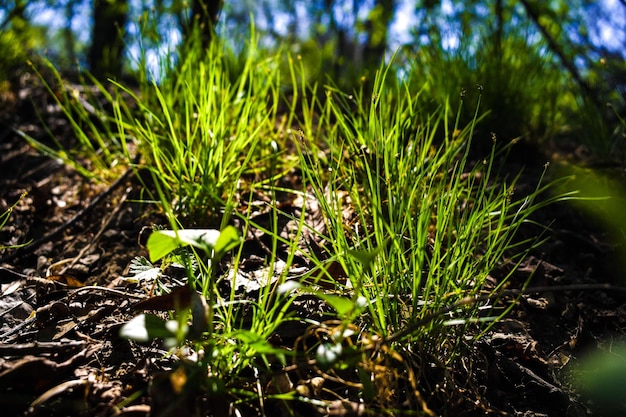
[316,293,368,318]
[119,313,178,342]
[177,229,222,250]
[347,246,383,270]
[213,226,241,259]
[127,256,161,282]
[146,229,222,261]
[316,293,355,317]
[146,228,240,262]
[146,231,183,262]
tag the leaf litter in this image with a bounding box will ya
[1,81,625,417]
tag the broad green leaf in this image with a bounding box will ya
[174,229,221,250]
[213,226,241,258]
[146,228,240,262]
[316,293,354,317]
[119,313,177,342]
[147,229,221,262]
[347,247,383,270]
[146,231,183,262]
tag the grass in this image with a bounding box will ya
[16,61,129,182]
[292,57,562,361]
[18,26,574,414]
[0,193,32,252]
[112,28,286,225]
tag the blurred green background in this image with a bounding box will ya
[1,0,625,161]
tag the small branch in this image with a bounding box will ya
[0,340,86,356]
[67,285,147,301]
[0,160,137,265]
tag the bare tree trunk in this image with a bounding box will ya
[183,0,224,51]
[63,1,78,66]
[362,0,394,75]
[88,0,128,80]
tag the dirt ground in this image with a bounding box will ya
[1,77,625,417]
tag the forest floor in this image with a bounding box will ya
[1,77,625,417]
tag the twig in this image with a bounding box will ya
[67,285,148,301]
[0,316,37,340]
[0,159,137,265]
[0,266,31,281]
[0,340,86,356]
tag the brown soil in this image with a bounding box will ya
[1,76,625,417]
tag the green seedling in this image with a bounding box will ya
[120,225,240,344]
[0,193,32,251]
[293,55,567,365]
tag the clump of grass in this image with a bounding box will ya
[114,27,286,225]
[17,61,128,182]
[289,57,566,410]
[20,27,287,224]
[21,22,571,413]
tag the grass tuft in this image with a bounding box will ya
[19,25,574,413]
[296,60,562,360]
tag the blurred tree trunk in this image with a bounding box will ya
[63,1,78,67]
[493,0,503,64]
[362,0,394,75]
[183,0,224,51]
[88,0,128,80]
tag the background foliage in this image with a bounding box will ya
[1,0,625,159]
